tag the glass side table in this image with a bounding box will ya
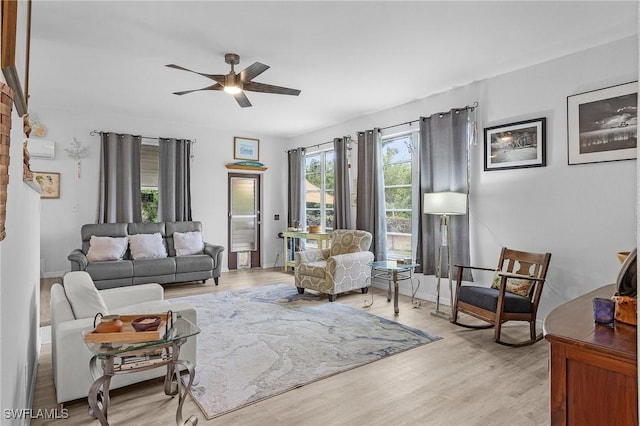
[367,261,421,314]
[83,315,200,426]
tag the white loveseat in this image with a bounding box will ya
[50,271,197,403]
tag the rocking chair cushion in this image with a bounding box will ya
[458,286,533,314]
[491,272,535,298]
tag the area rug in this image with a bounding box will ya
[170,284,441,419]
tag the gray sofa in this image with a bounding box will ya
[68,221,224,289]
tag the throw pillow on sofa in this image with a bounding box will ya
[174,231,204,256]
[86,236,128,262]
[129,233,168,260]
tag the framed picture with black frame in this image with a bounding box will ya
[567,81,637,165]
[483,117,546,171]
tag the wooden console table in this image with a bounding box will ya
[543,284,637,426]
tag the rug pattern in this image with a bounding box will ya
[170,284,440,419]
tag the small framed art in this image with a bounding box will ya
[567,82,637,165]
[233,137,259,161]
[33,171,59,198]
[484,118,546,171]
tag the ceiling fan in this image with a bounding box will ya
[166,53,301,108]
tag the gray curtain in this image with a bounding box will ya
[417,109,472,280]
[333,136,353,229]
[287,148,305,228]
[98,132,142,223]
[356,129,387,260]
[158,138,192,222]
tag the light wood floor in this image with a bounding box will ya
[33,269,549,425]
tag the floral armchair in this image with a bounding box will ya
[294,229,374,301]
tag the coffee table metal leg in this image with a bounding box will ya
[164,340,198,426]
[88,356,113,426]
[393,270,399,314]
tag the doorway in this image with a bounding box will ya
[227,173,261,269]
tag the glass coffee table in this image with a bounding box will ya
[367,260,421,314]
[83,314,200,426]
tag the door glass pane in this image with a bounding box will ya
[230,177,257,252]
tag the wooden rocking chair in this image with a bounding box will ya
[451,247,552,347]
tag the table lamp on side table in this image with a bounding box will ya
[423,191,467,319]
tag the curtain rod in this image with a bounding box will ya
[379,101,479,131]
[90,130,197,143]
[286,136,357,153]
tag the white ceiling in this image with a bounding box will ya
[28,1,638,139]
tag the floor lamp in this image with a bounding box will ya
[423,191,467,319]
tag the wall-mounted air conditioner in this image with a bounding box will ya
[28,139,55,159]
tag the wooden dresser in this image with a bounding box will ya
[544,284,637,425]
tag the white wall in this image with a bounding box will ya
[27,109,288,277]
[0,100,42,421]
[287,36,638,319]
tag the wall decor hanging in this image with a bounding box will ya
[233,137,259,161]
[65,137,89,178]
[484,117,546,171]
[567,81,637,165]
[32,171,60,198]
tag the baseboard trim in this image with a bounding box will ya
[26,335,41,426]
[43,271,66,279]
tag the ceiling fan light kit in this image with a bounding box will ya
[167,53,301,108]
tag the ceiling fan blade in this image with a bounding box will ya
[234,91,252,108]
[243,81,301,96]
[172,83,223,95]
[239,62,270,82]
[166,64,225,84]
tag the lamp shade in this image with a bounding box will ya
[423,192,467,215]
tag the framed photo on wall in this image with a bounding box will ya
[234,137,260,161]
[567,81,638,165]
[32,171,59,198]
[484,118,546,171]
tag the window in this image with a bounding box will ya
[305,150,334,233]
[381,131,419,259]
[140,143,159,222]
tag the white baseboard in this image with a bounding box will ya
[43,271,66,279]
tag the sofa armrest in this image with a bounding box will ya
[100,283,164,310]
[295,248,330,267]
[68,249,88,271]
[204,242,225,269]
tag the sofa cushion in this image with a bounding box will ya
[133,257,176,277]
[129,233,167,260]
[175,254,213,274]
[297,261,327,279]
[86,236,128,262]
[63,271,109,319]
[86,260,133,281]
[174,231,204,256]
